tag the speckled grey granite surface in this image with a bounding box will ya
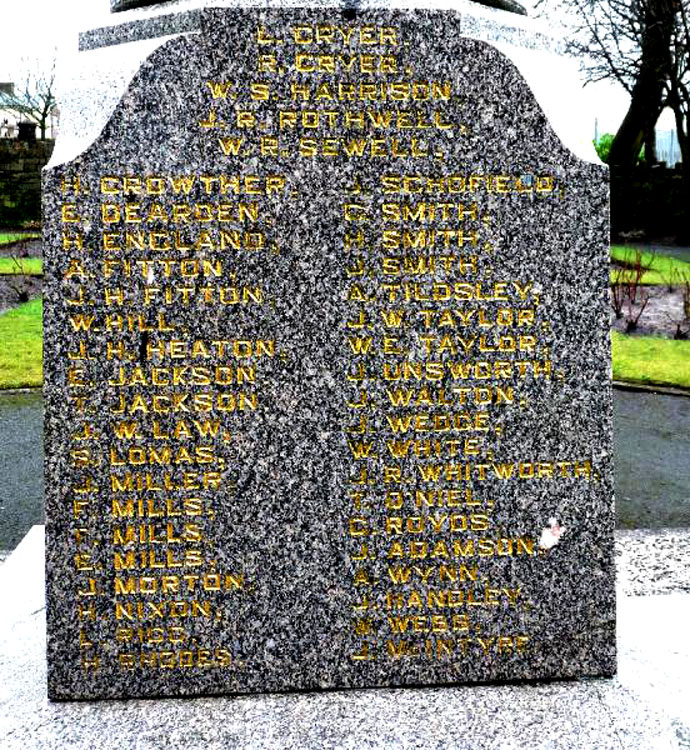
[113,0,174,10]
[79,10,204,50]
[58,2,583,172]
[3,527,690,749]
[43,6,613,700]
[85,1,555,53]
[110,0,528,17]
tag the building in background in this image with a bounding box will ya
[0,81,59,140]
[0,83,21,137]
[656,130,682,168]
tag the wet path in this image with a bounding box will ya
[614,388,690,528]
[0,391,43,552]
[0,388,688,552]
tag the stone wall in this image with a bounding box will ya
[0,139,54,227]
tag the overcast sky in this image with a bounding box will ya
[0,0,101,78]
[0,0,654,138]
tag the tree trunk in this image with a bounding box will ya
[608,0,676,167]
[670,100,689,168]
[669,94,690,242]
[644,127,657,165]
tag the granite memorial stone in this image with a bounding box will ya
[111,0,528,16]
[44,3,615,700]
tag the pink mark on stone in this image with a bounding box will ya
[539,517,567,550]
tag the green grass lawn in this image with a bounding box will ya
[612,331,690,389]
[0,257,43,275]
[0,232,40,246]
[0,298,43,389]
[610,245,690,286]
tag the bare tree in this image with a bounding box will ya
[8,58,57,140]
[667,3,690,170]
[607,0,677,166]
[539,0,683,167]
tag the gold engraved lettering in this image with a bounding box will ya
[100,174,286,196]
[109,366,255,388]
[142,338,274,360]
[385,412,491,434]
[277,109,450,130]
[101,202,259,224]
[109,445,218,466]
[114,600,212,621]
[113,573,244,595]
[381,360,551,382]
[110,392,257,415]
[381,255,478,276]
[383,514,489,534]
[102,229,265,252]
[112,521,203,545]
[386,539,534,561]
[61,203,80,222]
[291,24,399,46]
[386,613,470,634]
[417,308,536,329]
[300,137,428,158]
[385,386,514,407]
[118,648,233,669]
[381,174,559,194]
[111,497,205,518]
[115,625,187,645]
[383,588,515,611]
[113,549,204,571]
[109,471,222,493]
[289,81,450,102]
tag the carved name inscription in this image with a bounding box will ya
[44,10,615,700]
